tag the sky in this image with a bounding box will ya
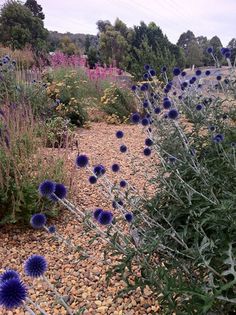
[1,0,235,45]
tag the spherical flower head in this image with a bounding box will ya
[111,163,120,172]
[120,180,127,188]
[213,134,224,143]
[116,130,124,139]
[207,47,213,54]
[140,83,148,91]
[182,81,188,88]
[24,255,47,278]
[209,126,215,132]
[120,144,127,153]
[125,212,133,223]
[48,225,56,234]
[131,85,137,91]
[143,73,149,80]
[181,71,186,77]
[221,47,230,56]
[39,180,56,197]
[131,113,140,124]
[0,270,20,283]
[195,69,202,76]
[168,109,179,119]
[145,138,153,146]
[30,213,46,229]
[0,278,27,309]
[76,154,89,168]
[94,164,105,177]
[196,104,203,111]
[216,75,222,81]
[154,107,161,114]
[89,175,97,184]
[143,100,149,108]
[173,67,181,76]
[144,64,150,71]
[49,183,67,201]
[93,208,103,220]
[225,51,231,58]
[161,66,167,72]
[97,211,113,225]
[163,99,172,109]
[169,156,176,163]
[143,147,151,156]
[205,70,211,76]
[149,69,156,76]
[141,118,149,126]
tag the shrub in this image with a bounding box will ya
[100,82,137,122]
[0,102,66,225]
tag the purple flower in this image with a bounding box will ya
[97,211,113,225]
[93,208,103,220]
[24,255,47,278]
[120,180,127,188]
[143,147,151,156]
[120,144,127,153]
[49,183,67,201]
[89,176,97,184]
[0,278,27,309]
[39,180,56,197]
[0,270,20,283]
[116,130,124,139]
[131,113,140,124]
[167,109,179,119]
[76,154,89,168]
[111,164,120,172]
[124,213,133,223]
[30,213,46,229]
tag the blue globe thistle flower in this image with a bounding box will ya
[173,67,181,76]
[141,118,149,126]
[89,176,97,184]
[149,69,156,76]
[207,47,213,54]
[39,180,56,197]
[30,213,46,229]
[189,78,195,84]
[0,270,20,283]
[145,138,153,146]
[76,154,89,168]
[143,100,149,108]
[24,255,47,278]
[49,183,67,201]
[169,156,176,163]
[143,147,151,156]
[166,83,172,90]
[94,164,106,177]
[124,213,133,223]
[205,70,211,76]
[178,95,183,100]
[93,208,103,220]
[97,211,113,225]
[173,91,177,96]
[216,75,222,81]
[48,225,56,234]
[161,66,167,72]
[116,130,124,139]
[221,47,230,56]
[111,163,120,172]
[213,134,224,143]
[120,180,127,188]
[0,278,27,309]
[154,107,161,114]
[181,71,186,77]
[163,99,172,109]
[195,69,202,76]
[140,83,148,91]
[196,104,203,111]
[225,51,231,58]
[144,64,150,71]
[120,144,127,153]
[209,126,215,132]
[168,109,179,119]
[143,73,149,80]
[163,88,169,94]
[231,142,236,147]
[131,85,137,91]
[182,81,188,88]
[131,113,140,124]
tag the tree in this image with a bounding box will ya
[59,36,80,56]
[228,38,236,65]
[24,0,44,19]
[177,30,195,51]
[0,0,48,51]
[209,36,223,63]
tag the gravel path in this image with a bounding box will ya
[0,123,159,315]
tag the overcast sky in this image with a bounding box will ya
[1,0,235,45]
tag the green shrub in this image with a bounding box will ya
[45,68,101,126]
[100,82,137,122]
